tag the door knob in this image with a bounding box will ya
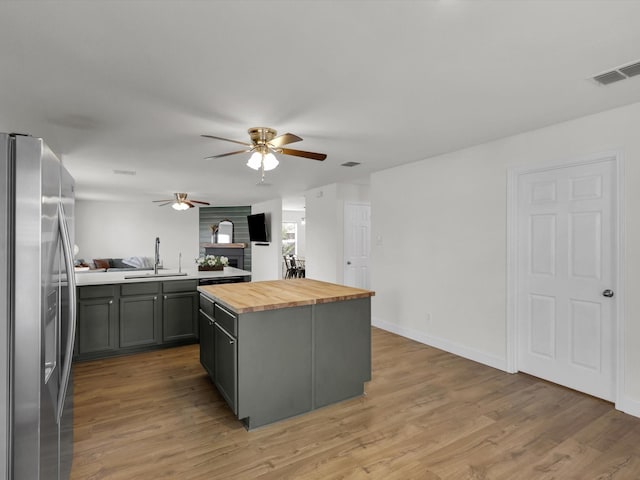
[602,289,614,298]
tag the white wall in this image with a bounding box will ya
[305,183,370,283]
[371,100,640,417]
[75,200,200,269]
[250,198,282,281]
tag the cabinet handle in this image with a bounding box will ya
[215,303,236,319]
[154,296,157,301]
[164,295,168,300]
[215,323,236,343]
[108,300,113,305]
[199,309,215,324]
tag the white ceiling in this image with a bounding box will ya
[2,1,640,208]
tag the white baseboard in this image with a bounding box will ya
[372,317,508,372]
[617,396,640,419]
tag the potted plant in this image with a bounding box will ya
[196,254,229,271]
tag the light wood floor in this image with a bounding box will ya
[71,327,640,480]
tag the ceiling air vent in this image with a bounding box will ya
[592,58,640,85]
[113,169,136,176]
[619,61,640,78]
[593,71,626,85]
[341,161,360,167]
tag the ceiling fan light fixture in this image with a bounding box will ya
[262,152,279,171]
[247,152,263,170]
[154,192,209,209]
[172,201,190,211]
[247,151,279,171]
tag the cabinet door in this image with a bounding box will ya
[119,294,160,347]
[77,297,117,354]
[214,323,237,414]
[163,292,198,343]
[199,309,215,379]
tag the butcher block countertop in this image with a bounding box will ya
[198,278,375,314]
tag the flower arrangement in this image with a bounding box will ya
[196,255,229,271]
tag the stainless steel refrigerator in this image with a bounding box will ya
[0,133,76,479]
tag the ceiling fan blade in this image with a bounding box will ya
[268,133,303,148]
[156,201,173,207]
[205,149,252,159]
[152,199,174,203]
[190,200,210,205]
[201,134,251,147]
[279,148,327,161]
[185,201,195,208]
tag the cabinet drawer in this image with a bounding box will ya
[214,303,237,337]
[199,294,215,318]
[163,279,198,294]
[78,285,116,299]
[121,282,160,296]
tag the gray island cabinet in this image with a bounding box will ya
[198,278,375,429]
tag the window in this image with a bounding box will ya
[282,222,297,256]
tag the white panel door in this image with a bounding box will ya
[517,159,616,401]
[344,203,371,289]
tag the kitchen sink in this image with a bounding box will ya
[124,272,188,279]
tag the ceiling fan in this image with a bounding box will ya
[201,127,327,174]
[152,193,210,211]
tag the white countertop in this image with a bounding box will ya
[75,266,251,286]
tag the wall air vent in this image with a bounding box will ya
[341,161,361,167]
[592,58,640,85]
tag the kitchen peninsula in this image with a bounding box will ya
[198,278,375,429]
[74,267,251,361]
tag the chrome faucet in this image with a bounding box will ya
[154,237,160,274]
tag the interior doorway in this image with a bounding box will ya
[507,154,622,404]
[344,202,371,289]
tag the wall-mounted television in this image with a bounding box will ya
[247,212,270,243]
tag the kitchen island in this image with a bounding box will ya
[198,278,375,429]
[74,267,251,361]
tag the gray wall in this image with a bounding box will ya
[199,206,251,272]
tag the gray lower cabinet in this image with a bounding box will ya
[199,295,238,414]
[198,309,215,378]
[213,323,237,414]
[75,278,204,361]
[163,280,199,343]
[77,286,117,355]
[120,295,160,347]
[119,282,161,348]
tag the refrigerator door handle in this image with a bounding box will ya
[56,201,77,424]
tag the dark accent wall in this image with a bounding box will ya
[199,206,252,272]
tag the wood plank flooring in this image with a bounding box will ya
[71,327,640,479]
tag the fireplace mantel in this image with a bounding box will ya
[200,243,246,249]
